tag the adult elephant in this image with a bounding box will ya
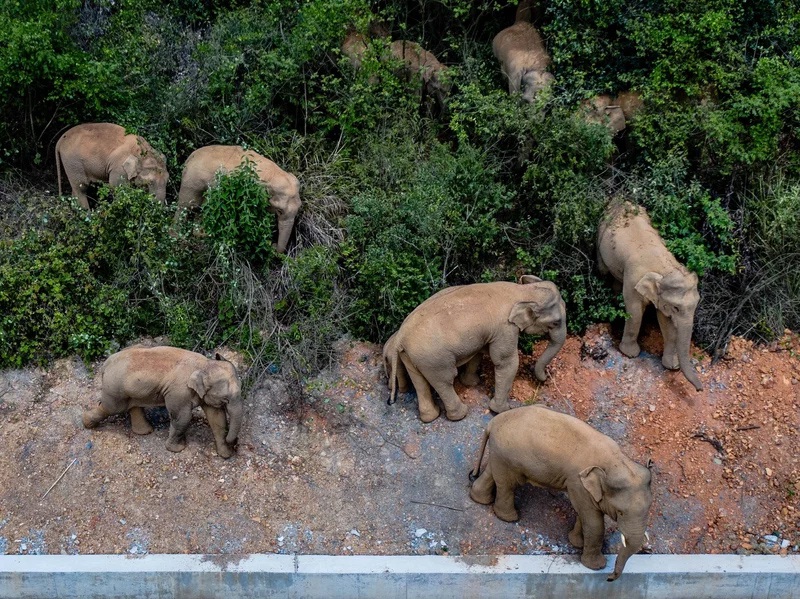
[597,201,703,391]
[177,145,301,254]
[55,123,169,208]
[469,404,653,581]
[387,276,567,422]
[83,346,243,459]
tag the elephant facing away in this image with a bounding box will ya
[388,276,567,422]
[83,346,243,459]
[470,404,653,581]
[55,123,169,208]
[597,201,703,391]
[389,40,452,106]
[177,145,301,253]
[492,21,554,102]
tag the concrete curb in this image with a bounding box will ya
[1,554,799,598]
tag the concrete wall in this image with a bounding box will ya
[1,554,799,599]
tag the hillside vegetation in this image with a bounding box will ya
[1,0,798,386]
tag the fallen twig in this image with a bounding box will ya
[735,425,760,432]
[410,500,465,512]
[41,458,78,499]
[692,430,726,456]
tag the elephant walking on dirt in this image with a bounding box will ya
[597,201,703,391]
[385,276,567,422]
[469,404,653,581]
[83,346,243,459]
[55,123,169,208]
[177,145,301,254]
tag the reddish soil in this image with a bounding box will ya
[0,322,797,562]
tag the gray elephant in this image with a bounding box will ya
[469,404,653,581]
[597,201,703,391]
[83,346,243,459]
[492,21,554,102]
[177,145,302,254]
[55,123,168,208]
[387,276,567,422]
[389,40,451,105]
[580,91,644,135]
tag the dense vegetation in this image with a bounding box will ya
[1,0,798,381]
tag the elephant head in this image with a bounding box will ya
[509,275,567,381]
[187,354,243,444]
[635,270,702,391]
[579,462,653,581]
[119,140,169,203]
[581,94,626,134]
[521,69,555,102]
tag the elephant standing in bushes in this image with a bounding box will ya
[83,346,243,459]
[389,40,451,107]
[579,91,644,135]
[469,404,653,581]
[597,201,703,391]
[492,21,554,102]
[177,145,301,254]
[55,123,169,208]
[386,276,567,422]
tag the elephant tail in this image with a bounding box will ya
[469,424,491,482]
[388,347,401,405]
[55,138,64,197]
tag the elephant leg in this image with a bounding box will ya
[129,407,154,435]
[469,460,496,505]
[67,176,90,209]
[165,404,192,453]
[619,287,644,358]
[202,405,233,459]
[569,514,584,548]
[577,508,607,570]
[401,356,440,423]
[426,367,469,421]
[491,463,520,522]
[507,67,523,95]
[82,402,114,429]
[657,310,679,370]
[488,345,519,414]
[458,353,482,387]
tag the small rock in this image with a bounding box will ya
[349,529,360,537]
[764,535,778,544]
[781,539,790,549]
[648,404,656,412]
[415,528,427,538]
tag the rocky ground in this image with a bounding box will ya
[0,322,798,563]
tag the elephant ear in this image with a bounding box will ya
[518,275,542,285]
[121,155,139,180]
[508,301,538,331]
[634,272,663,306]
[580,466,607,503]
[188,369,210,399]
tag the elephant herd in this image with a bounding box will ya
[54,123,301,253]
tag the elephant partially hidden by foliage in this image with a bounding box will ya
[177,145,301,254]
[579,91,644,135]
[492,21,554,102]
[83,346,243,459]
[385,276,567,422]
[597,201,703,391]
[55,123,169,208]
[469,404,653,581]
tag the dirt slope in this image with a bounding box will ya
[0,324,797,560]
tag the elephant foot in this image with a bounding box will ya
[130,420,154,435]
[581,551,607,571]
[418,405,441,423]
[396,381,410,394]
[662,354,679,370]
[165,439,187,453]
[493,506,520,523]
[568,528,584,548]
[619,340,640,358]
[445,402,469,421]
[469,485,495,506]
[488,397,510,414]
[458,372,480,387]
[216,443,234,459]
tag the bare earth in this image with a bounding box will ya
[0,323,798,562]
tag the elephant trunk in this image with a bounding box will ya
[275,210,297,254]
[150,181,167,204]
[533,319,566,382]
[225,397,243,444]
[676,324,703,391]
[607,529,645,582]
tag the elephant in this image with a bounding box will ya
[82,346,243,459]
[492,21,554,102]
[176,145,301,254]
[342,30,369,70]
[387,275,567,422]
[597,201,703,391]
[579,91,644,135]
[469,404,653,581]
[55,123,168,209]
[389,40,452,106]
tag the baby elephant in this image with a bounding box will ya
[492,21,554,102]
[83,346,243,458]
[470,405,652,581]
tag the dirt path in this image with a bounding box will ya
[0,324,797,559]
